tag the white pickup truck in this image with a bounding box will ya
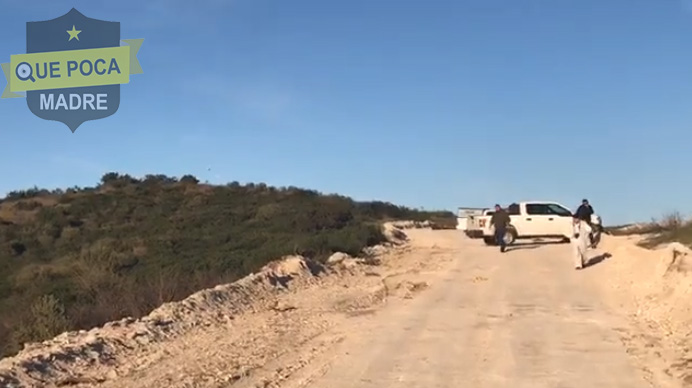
[473,201,602,246]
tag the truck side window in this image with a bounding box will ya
[526,204,549,215]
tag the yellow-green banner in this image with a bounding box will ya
[2,39,142,96]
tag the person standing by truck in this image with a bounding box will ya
[572,216,592,270]
[574,199,595,246]
[574,199,594,224]
[489,204,511,253]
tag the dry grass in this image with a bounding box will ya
[606,211,692,249]
[607,212,687,236]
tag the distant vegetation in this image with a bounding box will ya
[605,211,692,248]
[0,173,454,357]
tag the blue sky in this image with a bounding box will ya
[0,0,691,225]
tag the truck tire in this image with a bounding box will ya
[484,228,517,246]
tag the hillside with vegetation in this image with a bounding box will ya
[0,173,454,357]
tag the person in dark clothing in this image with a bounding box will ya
[574,199,594,224]
[574,199,595,245]
[489,204,511,253]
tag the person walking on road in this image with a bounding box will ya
[574,198,595,246]
[489,204,511,253]
[572,216,592,270]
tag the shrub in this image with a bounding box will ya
[180,175,199,184]
[10,294,69,352]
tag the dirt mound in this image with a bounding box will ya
[388,220,432,229]
[0,221,424,388]
[598,236,692,382]
[383,221,431,244]
[661,242,692,274]
[601,238,692,317]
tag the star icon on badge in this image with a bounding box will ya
[67,25,81,41]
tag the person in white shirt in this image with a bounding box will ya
[572,216,592,270]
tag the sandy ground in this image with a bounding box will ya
[2,227,692,387]
[272,231,677,388]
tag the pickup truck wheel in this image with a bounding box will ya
[483,237,495,245]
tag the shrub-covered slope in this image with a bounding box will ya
[0,172,454,356]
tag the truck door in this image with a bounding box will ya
[523,203,553,236]
[544,203,574,237]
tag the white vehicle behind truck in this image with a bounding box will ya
[473,201,602,246]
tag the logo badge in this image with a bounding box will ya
[1,8,143,132]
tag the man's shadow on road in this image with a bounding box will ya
[503,243,613,269]
[504,240,566,252]
[583,252,612,269]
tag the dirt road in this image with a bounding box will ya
[274,230,671,388]
[1,228,685,388]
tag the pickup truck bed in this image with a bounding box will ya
[457,208,493,238]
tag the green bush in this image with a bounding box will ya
[0,174,454,356]
[9,294,69,352]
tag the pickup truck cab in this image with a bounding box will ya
[478,201,602,246]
